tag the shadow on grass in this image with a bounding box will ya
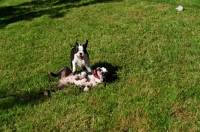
[0,0,122,28]
[0,61,119,109]
[0,74,54,110]
[0,90,49,110]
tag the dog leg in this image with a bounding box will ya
[84,57,91,73]
[48,71,58,77]
[48,67,72,78]
[85,65,92,73]
[56,83,67,90]
[83,86,90,92]
[81,81,94,87]
[75,71,87,80]
[71,60,76,73]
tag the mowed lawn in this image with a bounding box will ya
[0,0,199,131]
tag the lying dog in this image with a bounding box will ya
[70,40,91,74]
[48,66,110,91]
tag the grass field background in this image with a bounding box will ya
[0,0,200,131]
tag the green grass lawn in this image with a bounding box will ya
[0,0,200,131]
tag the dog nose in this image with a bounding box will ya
[79,53,82,56]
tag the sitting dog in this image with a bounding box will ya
[48,66,110,91]
[70,40,91,74]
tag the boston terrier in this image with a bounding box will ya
[70,40,91,74]
[48,66,110,91]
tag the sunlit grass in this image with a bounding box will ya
[0,0,200,131]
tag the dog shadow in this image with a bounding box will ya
[91,61,120,83]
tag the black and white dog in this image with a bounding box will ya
[70,40,91,74]
[48,66,110,91]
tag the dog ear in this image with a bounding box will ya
[74,41,79,46]
[84,40,88,47]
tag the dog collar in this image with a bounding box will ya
[93,69,100,79]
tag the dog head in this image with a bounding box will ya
[93,67,109,82]
[74,40,88,59]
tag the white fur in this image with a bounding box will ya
[72,45,91,73]
[59,67,108,91]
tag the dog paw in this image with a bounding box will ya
[83,86,89,92]
[48,71,51,76]
[44,91,48,96]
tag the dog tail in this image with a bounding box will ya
[48,67,72,78]
[48,71,58,77]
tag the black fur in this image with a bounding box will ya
[48,67,72,90]
[70,40,89,69]
[48,67,72,79]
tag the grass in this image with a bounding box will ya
[0,0,200,131]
